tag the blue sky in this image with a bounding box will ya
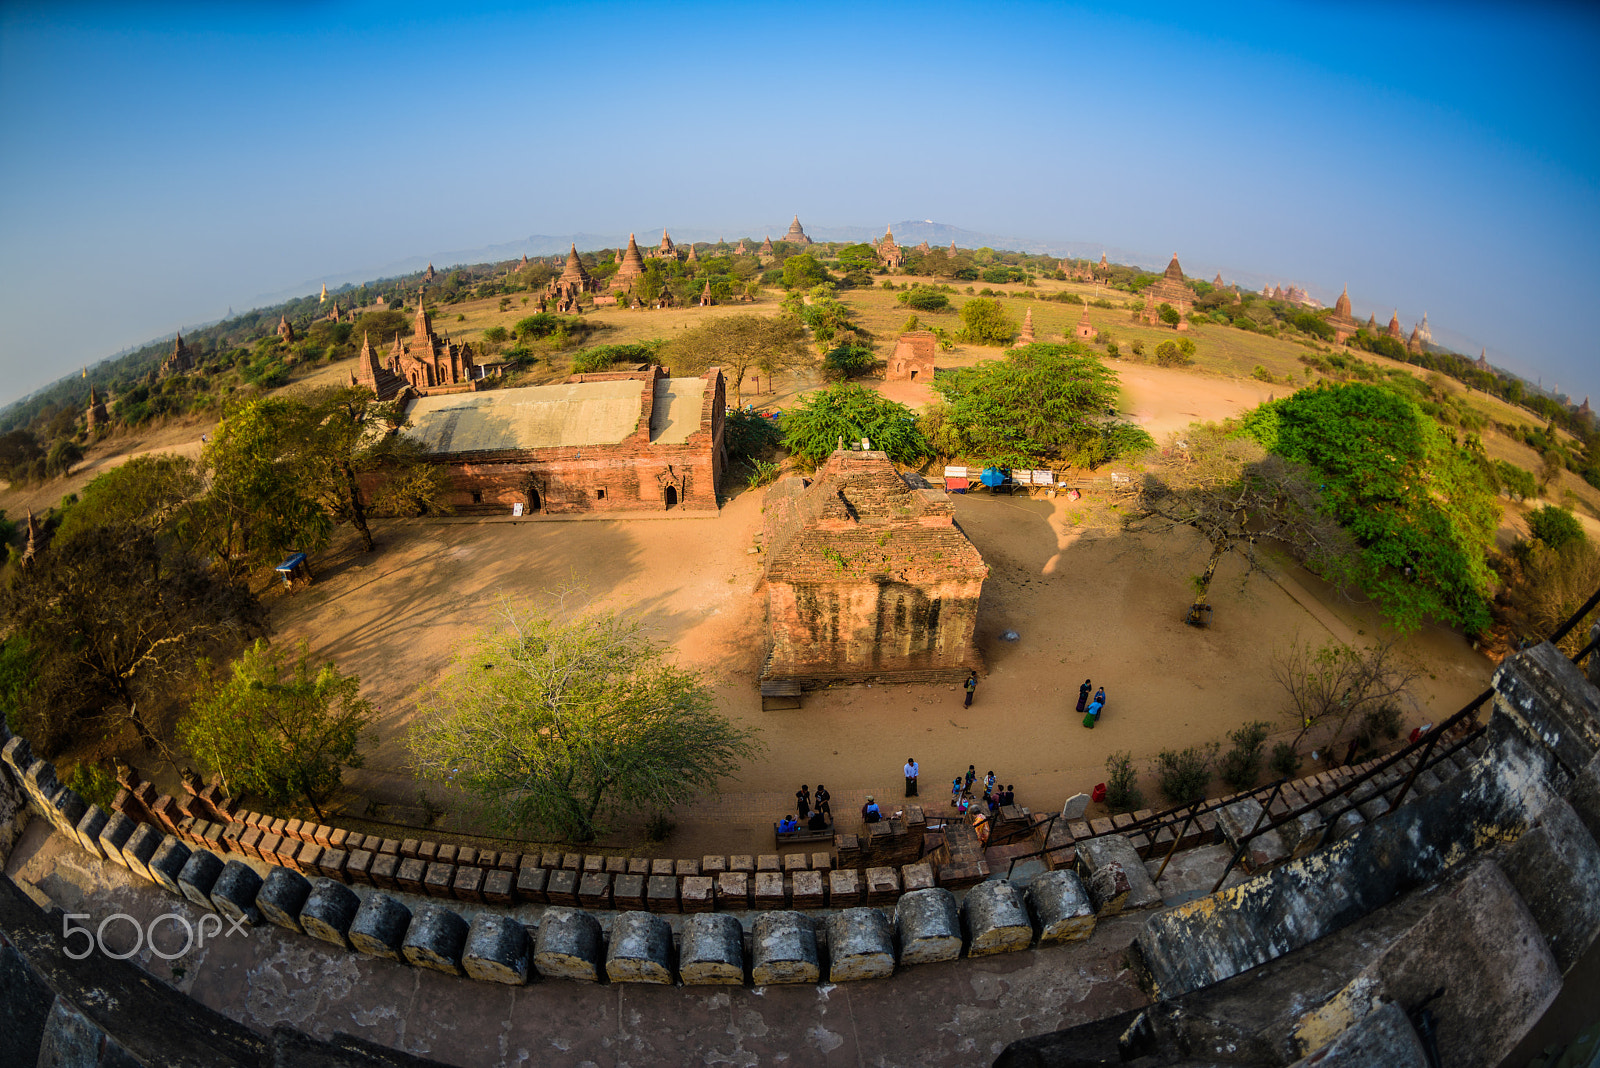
[1,1,1596,406]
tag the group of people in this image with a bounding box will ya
[1076,679,1107,727]
[777,783,833,833]
[949,765,1016,817]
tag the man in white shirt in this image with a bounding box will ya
[904,758,919,797]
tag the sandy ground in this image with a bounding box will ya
[3,340,1505,857]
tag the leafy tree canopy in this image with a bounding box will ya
[1242,382,1501,632]
[180,639,371,819]
[780,383,930,469]
[409,602,760,842]
[926,343,1150,469]
[957,297,1016,346]
[1526,504,1585,552]
[781,253,831,290]
[666,314,811,405]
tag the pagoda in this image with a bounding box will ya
[1074,303,1095,339]
[783,215,812,245]
[1385,311,1403,340]
[613,233,646,289]
[1327,286,1359,343]
[1141,253,1193,327]
[876,225,904,270]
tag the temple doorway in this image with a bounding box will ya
[664,485,679,510]
[527,487,542,513]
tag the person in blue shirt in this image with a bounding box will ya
[778,815,799,833]
[861,796,882,823]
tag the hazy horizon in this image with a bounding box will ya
[2,1,1597,408]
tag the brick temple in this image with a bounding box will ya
[887,331,936,382]
[384,365,727,517]
[351,299,487,401]
[760,449,987,684]
[1139,253,1193,327]
[1327,285,1360,343]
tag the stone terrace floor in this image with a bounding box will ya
[7,819,1151,1067]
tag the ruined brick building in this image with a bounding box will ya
[1139,253,1193,328]
[160,332,195,377]
[350,298,486,402]
[761,449,988,684]
[887,331,936,382]
[388,364,726,516]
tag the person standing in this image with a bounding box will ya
[951,776,963,807]
[904,757,919,797]
[1076,679,1092,714]
[795,785,811,822]
[963,670,978,708]
[964,764,977,797]
[814,784,831,818]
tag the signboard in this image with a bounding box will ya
[1031,469,1055,485]
[512,502,524,517]
[943,466,968,479]
[1013,470,1034,485]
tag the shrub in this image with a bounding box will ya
[1155,744,1216,805]
[1527,505,1585,551]
[1105,751,1144,813]
[1356,701,1403,748]
[724,407,782,463]
[482,326,509,344]
[64,761,118,810]
[957,298,1017,346]
[821,344,876,382]
[1154,340,1193,368]
[1269,741,1300,778]
[1218,721,1270,791]
[745,459,781,488]
[1251,365,1275,383]
[902,289,951,312]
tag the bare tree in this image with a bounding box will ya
[1118,425,1358,623]
[666,314,812,405]
[1270,637,1423,755]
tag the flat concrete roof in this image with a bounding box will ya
[403,380,643,453]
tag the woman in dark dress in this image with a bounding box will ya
[1076,679,1092,714]
[795,785,811,821]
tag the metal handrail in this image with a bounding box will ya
[1208,582,1600,891]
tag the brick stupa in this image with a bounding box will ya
[1327,286,1360,343]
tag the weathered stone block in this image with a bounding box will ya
[423,861,456,898]
[144,835,191,896]
[647,874,680,912]
[74,805,108,859]
[791,870,825,908]
[534,907,603,982]
[1,735,33,777]
[676,858,700,877]
[1025,870,1096,944]
[96,812,137,868]
[121,823,164,882]
[368,852,399,890]
[751,911,819,985]
[1076,834,1162,910]
[680,913,745,985]
[349,894,412,960]
[482,869,514,906]
[1217,797,1291,872]
[811,852,833,872]
[209,860,264,926]
[900,861,935,893]
[345,848,374,886]
[299,878,361,949]
[961,880,1032,956]
[756,853,781,872]
[48,787,88,836]
[828,868,863,906]
[701,854,728,874]
[865,866,900,905]
[577,871,612,910]
[827,908,894,981]
[714,871,749,909]
[1284,1000,1429,1068]
[613,872,647,910]
[1497,795,1600,972]
[729,853,754,873]
[177,849,225,910]
[546,868,579,906]
[753,871,787,909]
[403,905,469,975]
[1085,862,1132,915]
[515,866,548,904]
[463,913,531,985]
[680,875,713,913]
[256,866,313,933]
[452,865,485,903]
[606,911,674,984]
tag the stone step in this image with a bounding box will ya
[1076,834,1162,912]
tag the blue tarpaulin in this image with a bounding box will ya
[980,467,1007,487]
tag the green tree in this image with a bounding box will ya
[957,297,1016,346]
[821,344,876,382]
[196,397,332,575]
[780,384,930,468]
[835,243,878,273]
[1526,505,1584,552]
[926,343,1149,468]
[408,602,760,842]
[1242,382,1501,633]
[54,454,204,546]
[1157,303,1180,327]
[666,314,811,405]
[180,639,371,819]
[781,253,831,290]
[0,523,264,752]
